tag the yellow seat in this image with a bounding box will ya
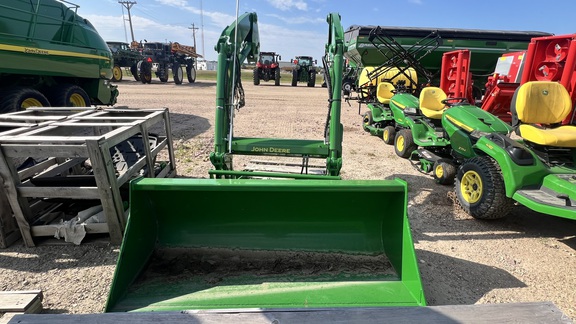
[376,82,395,104]
[512,81,576,147]
[419,87,447,119]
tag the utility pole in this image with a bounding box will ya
[188,23,198,52]
[118,1,137,44]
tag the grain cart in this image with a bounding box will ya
[291,56,318,87]
[105,12,425,313]
[138,41,201,84]
[0,0,118,112]
[107,41,145,82]
[253,51,281,85]
[344,25,551,102]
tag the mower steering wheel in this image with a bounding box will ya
[441,97,468,107]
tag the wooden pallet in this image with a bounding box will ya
[0,290,42,323]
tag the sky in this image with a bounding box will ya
[73,0,576,62]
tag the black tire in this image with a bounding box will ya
[0,87,50,113]
[253,67,260,85]
[292,69,298,86]
[131,63,141,82]
[382,125,396,145]
[112,64,122,82]
[455,156,514,219]
[173,63,183,85]
[49,84,91,107]
[274,67,280,86]
[186,64,196,83]
[342,81,353,95]
[140,61,152,84]
[308,71,316,87]
[362,111,373,132]
[394,129,417,158]
[433,158,457,185]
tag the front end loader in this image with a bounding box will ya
[209,13,341,179]
[105,12,425,313]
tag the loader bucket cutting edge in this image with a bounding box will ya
[105,178,425,312]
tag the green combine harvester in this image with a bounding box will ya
[105,12,425,312]
[0,0,118,112]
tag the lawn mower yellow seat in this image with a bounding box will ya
[419,87,447,119]
[512,81,576,147]
[377,82,395,104]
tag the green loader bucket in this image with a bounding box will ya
[105,178,425,312]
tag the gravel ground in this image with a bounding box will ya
[0,76,575,320]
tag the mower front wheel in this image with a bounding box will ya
[433,158,456,185]
[455,156,513,219]
[362,111,373,132]
[394,129,417,158]
[382,126,396,145]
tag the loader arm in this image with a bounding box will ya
[209,12,344,179]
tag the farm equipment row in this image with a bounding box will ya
[349,24,576,221]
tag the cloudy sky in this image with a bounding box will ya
[73,0,576,62]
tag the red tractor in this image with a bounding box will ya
[253,52,281,86]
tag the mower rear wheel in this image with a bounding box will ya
[382,126,396,145]
[455,156,513,219]
[112,64,122,82]
[173,64,184,85]
[362,111,373,132]
[433,158,457,185]
[394,129,417,158]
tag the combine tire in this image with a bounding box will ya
[186,65,196,83]
[274,67,280,86]
[433,158,457,185]
[362,111,373,132]
[140,61,152,84]
[394,129,417,159]
[291,70,298,86]
[49,84,91,107]
[455,156,514,219]
[382,126,396,145]
[131,63,141,81]
[308,71,316,87]
[0,87,50,113]
[253,67,260,85]
[173,64,184,85]
[112,64,123,82]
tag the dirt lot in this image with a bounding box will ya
[1,77,575,320]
